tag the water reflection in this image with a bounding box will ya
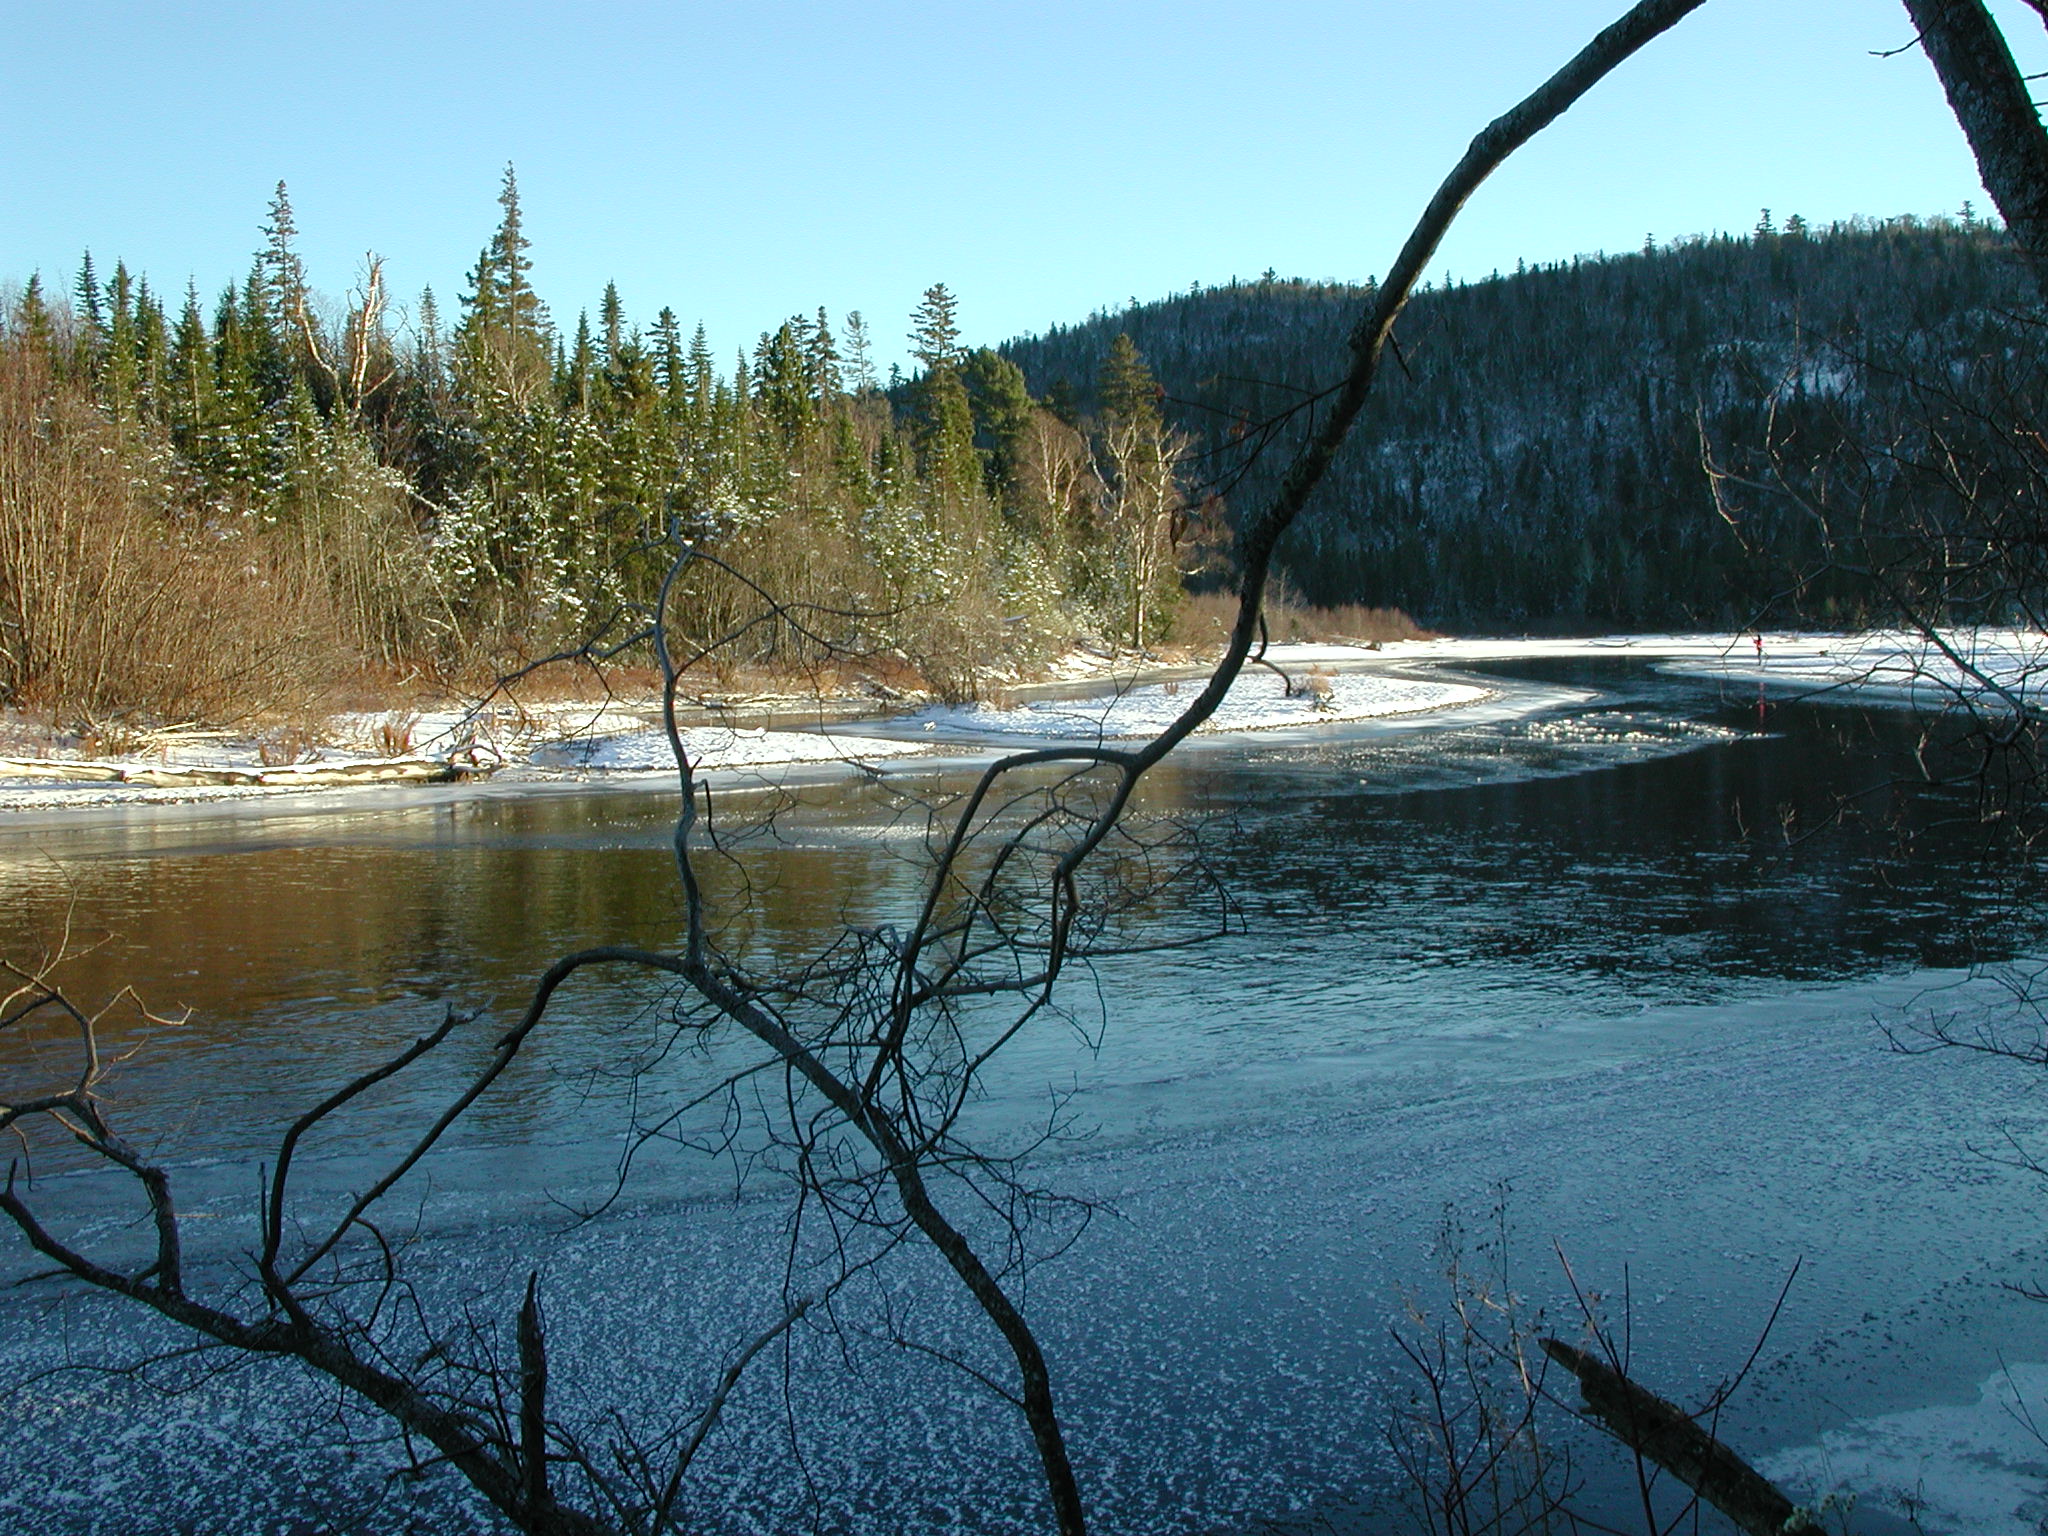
[0,659,2028,1168]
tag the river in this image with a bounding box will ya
[4,655,2047,1535]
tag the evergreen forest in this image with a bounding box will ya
[0,175,2033,729]
[0,171,1191,727]
[1004,211,2034,631]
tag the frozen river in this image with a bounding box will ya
[5,654,2048,1534]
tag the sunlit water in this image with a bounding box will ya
[5,658,2047,1535]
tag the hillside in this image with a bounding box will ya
[1000,217,2032,631]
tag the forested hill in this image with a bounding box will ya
[999,217,2030,630]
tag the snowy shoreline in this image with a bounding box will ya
[0,628,2037,815]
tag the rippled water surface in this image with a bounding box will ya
[4,657,2046,1535]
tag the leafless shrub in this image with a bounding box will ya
[0,344,383,728]
[1388,1210,1579,1536]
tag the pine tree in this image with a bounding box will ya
[909,283,961,372]
[260,182,309,333]
[843,310,877,395]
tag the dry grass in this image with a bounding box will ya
[1167,588,1434,651]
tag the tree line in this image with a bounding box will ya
[0,169,1193,726]
[1003,212,2032,631]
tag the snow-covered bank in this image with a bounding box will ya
[1347,627,2048,706]
[894,664,1490,741]
[0,644,1490,812]
[4,628,2040,814]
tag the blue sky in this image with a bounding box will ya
[7,1,2041,370]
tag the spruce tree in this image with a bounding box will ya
[73,252,104,380]
[568,311,596,411]
[260,182,308,333]
[806,306,841,404]
[14,275,54,363]
[600,281,625,366]
[103,261,139,417]
[652,307,686,415]
[456,166,551,405]
[169,281,217,462]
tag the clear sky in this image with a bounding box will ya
[7,1,2042,371]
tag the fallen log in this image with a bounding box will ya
[0,759,126,782]
[0,757,495,790]
[1538,1336,1817,1534]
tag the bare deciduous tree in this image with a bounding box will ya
[0,3,1712,1532]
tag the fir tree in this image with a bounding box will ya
[600,281,625,366]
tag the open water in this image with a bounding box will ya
[4,657,2047,1534]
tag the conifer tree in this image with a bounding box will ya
[600,281,625,366]
[14,275,54,363]
[413,287,447,401]
[806,305,842,404]
[74,252,103,339]
[909,283,961,372]
[455,167,551,406]
[169,281,217,462]
[687,323,715,415]
[71,254,105,381]
[134,279,169,421]
[843,310,877,395]
[260,182,309,337]
[756,321,814,444]
[568,311,596,411]
[103,262,138,417]
[651,307,686,414]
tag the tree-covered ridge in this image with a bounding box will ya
[1002,215,2029,629]
[0,171,1192,724]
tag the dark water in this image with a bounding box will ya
[2,657,2043,1535]
[0,658,2020,1156]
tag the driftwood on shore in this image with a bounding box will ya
[0,756,496,790]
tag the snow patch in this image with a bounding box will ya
[1761,1364,2048,1536]
[902,667,1489,742]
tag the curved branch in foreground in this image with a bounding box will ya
[0,6,1717,1536]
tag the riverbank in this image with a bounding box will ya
[0,629,2037,814]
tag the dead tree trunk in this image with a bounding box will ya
[1539,1338,1817,1535]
